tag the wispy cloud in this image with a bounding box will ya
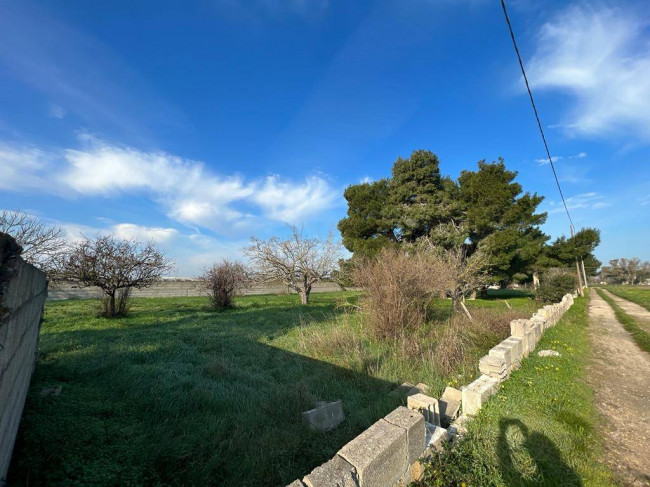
[0,136,340,233]
[527,5,650,140]
[535,152,586,165]
[547,192,610,214]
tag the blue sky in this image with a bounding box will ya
[1,0,648,275]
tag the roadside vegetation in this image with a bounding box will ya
[418,294,615,487]
[596,288,650,353]
[11,290,533,486]
[605,285,650,312]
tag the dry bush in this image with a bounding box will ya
[201,260,251,310]
[353,248,442,339]
[432,307,527,374]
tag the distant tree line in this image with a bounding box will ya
[600,258,650,285]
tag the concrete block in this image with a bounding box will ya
[303,455,358,487]
[509,319,530,337]
[503,337,523,364]
[488,344,513,370]
[479,355,508,380]
[384,406,426,465]
[302,401,345,432]
[462,375,499,416]
[441,386,462,403]
[407,393,440,426]
[429,426,448,451]
[339,419,408,487]
[439,386,461,426]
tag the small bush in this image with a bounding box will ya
[200,260,251,310]
[536,271,577,303]
[352,248,434,339]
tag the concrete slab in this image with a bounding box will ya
[302,401,345,432]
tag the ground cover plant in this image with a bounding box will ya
[606,285,650,312]
[418,294,614,486]
[10,290,535,486]
[596,288,650,353]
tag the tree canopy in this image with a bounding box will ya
[338,150,560,284]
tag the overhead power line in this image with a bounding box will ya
[499,0,575,231]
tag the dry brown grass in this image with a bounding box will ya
[352,248,443,339]
[432,307,527,374]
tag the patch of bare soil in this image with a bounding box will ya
[601,289,650,334]
[587,291,650,486]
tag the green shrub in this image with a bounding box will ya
[535,272,576,303]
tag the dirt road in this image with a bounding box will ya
[587,291,650,486]
[601,289,650,333]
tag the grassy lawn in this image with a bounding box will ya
[10,291,535,486]
[596,288,650,353]
[605,285,650,312]
[419,293,615,487]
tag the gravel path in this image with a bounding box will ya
[601,289,650,333]
[587,291,650,486]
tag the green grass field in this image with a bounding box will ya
[9,291,535,486]
[605,285,650,312]
[419,293,614,486]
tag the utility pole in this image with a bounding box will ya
[581,259,589,288]
[571,225,584,296]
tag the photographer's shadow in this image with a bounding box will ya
[497,418,582,486]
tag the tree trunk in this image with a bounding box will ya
[109,293,116,316]
[299,289,310,305]
[532,271,540,290]
[469,289,477,300]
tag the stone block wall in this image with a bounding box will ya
[285,293,576,487]
[0,234,48,483]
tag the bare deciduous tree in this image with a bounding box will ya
[55,235,173,317]
[0,210,66,273]
[200,260,251,310]
[243,226,341,305]
[416,238,490,316]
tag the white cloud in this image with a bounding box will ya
[0,136,339,233]
[0,142,53,192]
[252,174,339,223]
[547,192,610,214]
[527,5,650,140]
[535,152,587,165]
[112,223,179,244]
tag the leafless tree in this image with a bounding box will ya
[416,238,490,316]
[243,226,341,305]
[200,260,251,310]
[55,235,174,317]
[0,210,66,274]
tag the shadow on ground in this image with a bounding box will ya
[8,295,403,487]
[497,418,582,486]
